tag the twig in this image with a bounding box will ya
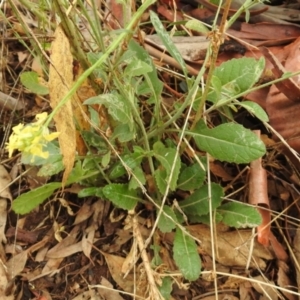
[0,91,24,111]
[131,211,164,300]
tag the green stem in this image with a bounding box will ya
[145,52,211,141]
[45,0,156,127]
[226,0,265,29]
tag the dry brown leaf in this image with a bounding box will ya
[249,131,271,246]
[46,226,81,259]
[41,257,64,277]
[145,35,209,62]
[91,199,108,226]
[27,228,53,257]
[97,277,125,300]
[0,259,14,300]
[251,275,278,299]
[105,229,132,253]
[221,276,247,289]
[73,199,93,225]
[57,198,75,216]
[82,225,95,259]
[31,56,44,77]
[71,84,91,156]
[262,38,300,165]
[101,252,134,293]
[25,165,48,190]
[293,225,300,294]
[0,200,7,244]
[239,282,252,300]
[184,225,274,269]
[35,245,50,262]
[261,47,300,102]
[121,241,136,274]
[269,232,288,261]
[200,296,239,300]
[6,227,38,244]
[277,261,297,300]
[49,25,76,185]
[71,289,99,300]
[17,51,27,64]
[0,166,11,244]
[0,165,12,201]
[209,161,233,182]
[6,250,28,279]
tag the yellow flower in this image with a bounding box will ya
[35,112,48,125]
[6,112,60,160]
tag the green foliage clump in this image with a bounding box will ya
[11,8,267,292]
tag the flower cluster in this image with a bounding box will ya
[6,112,60,160]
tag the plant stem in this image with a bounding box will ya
[46,0,156,127]
[190,0,232,131]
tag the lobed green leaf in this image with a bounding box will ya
[102,183,139,210]
[157,206,177,233]
[153,142,181,192]
[213,57,265,95]
[218,202,262,228]
[180,183,223,216]
[84,93,133,128]
[177,162,206,191]
[192,123,266,163]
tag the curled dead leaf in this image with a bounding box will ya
[49,25,76,185]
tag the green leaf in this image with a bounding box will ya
[38,160,64,177]
[207,75,222,104]
[12,182,61,214]
[177,162,206,191]
[238,101,269,122]
[102,183,139,210]
[101,151,111,168]
[81,131,108,152]
[128,40,163,99]
[87,52,108,80]
[150,11,188,77]
[180,183,223,216]
[20,71,49,95]
[173,228,201,281]
[158,277,173,300]
[124,58,152,77]
[192,123,266,163]
[21,141,62,166]
[153,142,181,191]
[84,93,133,128]
[111,123,135,143]
[78,187,99,197]
[185,19,209,34]
[67,161,91,183]
[82,156,103,173]
[213,57,265,95]
[129,166,146,190]
[218,202,262,228]
[109,152,143,180]
[188,211,223,224]
[150,244,163,267]
[154,168,168,194]
[157,206,177,233]
[12,161,102,215]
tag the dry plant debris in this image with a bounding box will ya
[1,0,300,299]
